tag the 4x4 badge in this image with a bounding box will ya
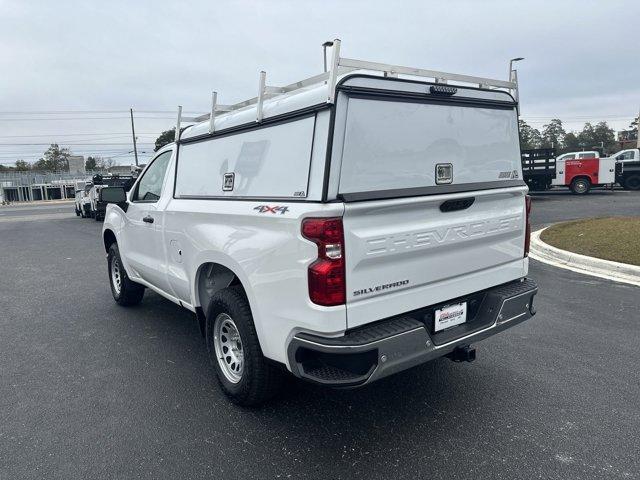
[254,205,289,215]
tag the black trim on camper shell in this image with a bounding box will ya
[176,104,329,145]
[339,87,516,110]
[338,180,527,203]
[336,74,518,104]
[320,103,337,203]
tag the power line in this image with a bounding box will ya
[0,110,200,114]
[0,148,148,157]
[0,142,155,146]
[0,132,161,138]
[0,117,177,121]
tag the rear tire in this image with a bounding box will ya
[570,177,590,195]
[107,243,145,306]
[623,174,640,191]
[205,286,284,406]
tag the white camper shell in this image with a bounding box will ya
[102,40,537,405]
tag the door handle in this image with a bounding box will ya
[142,215,154,224]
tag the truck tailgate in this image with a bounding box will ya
[343,187,528,328]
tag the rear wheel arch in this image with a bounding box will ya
[194,262,252,336]
[103,229,117,252]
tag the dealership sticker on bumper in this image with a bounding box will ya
[434,302,467,332]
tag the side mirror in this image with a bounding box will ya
[100,186,127,204]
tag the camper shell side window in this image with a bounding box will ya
[175,115,317,200]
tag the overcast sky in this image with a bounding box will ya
[1,0,638,165]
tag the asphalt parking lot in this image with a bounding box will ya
[1,190,639,480]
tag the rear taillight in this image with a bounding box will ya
[524,195,532,257]
[301,217,345,306]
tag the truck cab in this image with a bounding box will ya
[612,149,640,190]
[557,150,600,161]
[89,174,135,221]
[100,41,538,405]
[613,149,639,163]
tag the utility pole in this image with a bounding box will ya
[130,108,139,166]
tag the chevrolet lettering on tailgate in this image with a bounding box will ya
[365,215,521,256]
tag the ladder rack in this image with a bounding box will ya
[175,39,519,141]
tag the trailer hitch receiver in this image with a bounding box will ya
[447,345,476,363]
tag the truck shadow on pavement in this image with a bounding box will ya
[131,289,548,476]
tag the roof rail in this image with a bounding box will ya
[175,39,519,140]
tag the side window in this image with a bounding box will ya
[562,154,575,160]
[617,151,635,160]
[175,116,315,199]
[132,151,172,202]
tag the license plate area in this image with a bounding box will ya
[418,290,490,345]
[434,302,467,332]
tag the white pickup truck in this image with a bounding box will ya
[74,181,93,218]
[100,41,538,405]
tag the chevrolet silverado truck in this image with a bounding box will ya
[100,41,538,406]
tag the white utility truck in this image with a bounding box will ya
[100,40,538,405]
[551,151,616,194]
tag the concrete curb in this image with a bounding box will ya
[529,227,640,287]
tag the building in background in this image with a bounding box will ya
[67,156,86,175]
[0,171,91,203]
[616,129,638,151]
[107,164,144,175]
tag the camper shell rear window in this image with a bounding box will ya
[330,77,524,201]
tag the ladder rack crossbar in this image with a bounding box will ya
[193,105,235,123]
[337,57,516,90]
[175,39,518,140]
